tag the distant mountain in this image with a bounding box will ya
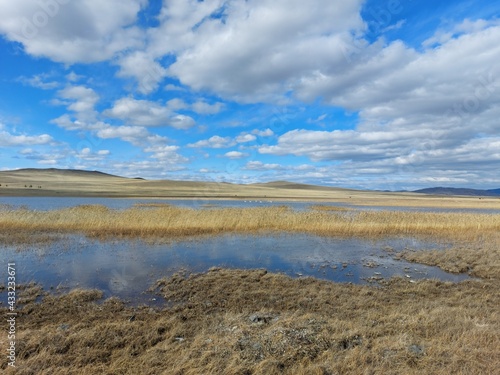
[414,187,500,197]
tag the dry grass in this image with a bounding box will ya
[309,205,350,212]
[397,232,500,279]
[1,269,498,374]
[1,205,499,242]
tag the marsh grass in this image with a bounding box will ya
[1,269,498,374]
[398,232,500,279]
[309,204,349,211]
[1,205,499,242]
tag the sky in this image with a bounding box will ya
[0,0,499,190]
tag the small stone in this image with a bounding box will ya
[409,344,424,356]
[58,324,70,331]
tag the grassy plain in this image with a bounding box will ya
[1,168,500,209]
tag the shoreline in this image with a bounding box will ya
[1,192,499,209]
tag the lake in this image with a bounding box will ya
[1,196,500,213]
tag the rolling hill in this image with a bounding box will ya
[0,169,499,209]
[414,187,500,197]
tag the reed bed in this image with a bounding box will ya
[1,204,499,241]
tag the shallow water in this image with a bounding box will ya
[1,196,499,214]
[0,234,469,305]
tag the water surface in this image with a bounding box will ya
[0,234,469,305]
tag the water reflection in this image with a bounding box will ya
[0,234,470,304]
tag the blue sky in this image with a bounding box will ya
[0,0,499,190]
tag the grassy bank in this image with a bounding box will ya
[1,204,499,241]
[1,269,498,374]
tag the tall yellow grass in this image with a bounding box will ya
[0,204,499,240]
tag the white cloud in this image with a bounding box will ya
[297,26,500,120]
[95,124,170,149]
[18,74,59,89]
[0,124,53,147]
[307,114,327,124]
[103,97,195,129]
[38,159,58,165]
[167,98,188,111]
[252,128,274,137]
[76,147,110,162]
[164,84,186,92]
[188,135,236,149]
[58,85,99,113]
[255,23,500,187]
[191,101,225,115]
[144,144,187,164]
[161,0,365,102]
[0,0,146,63]
[189,131,260,149]
[423,18,500,48]
[96,125,149,142]
[224,151,247,159]
[243,161,283,171]
[116,51,166,94]
[16,147,72,167]
[66,71,85,82]
[235,134,256,143]
[50,115,107,132]
[169,115,196,130]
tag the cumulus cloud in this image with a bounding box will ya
[103,97,195,129]
[0,124,53,147]
[162,0,365,102]
[235,134,256,143]
[76,147,110,162]
[423,18,500,48]
[191,101,225,115]
[224,151,247,159]
[257,23,500,187]
[144,144,188,164]
[296,27,500,121]
[243,161,283,171]
[116,51,167,94]
[0,0,146,63]
[189,131,262,149]
[18,74,59,89]
[252,128,274,137]
[188,135,236,149]
[96,125,150,142]
[51,115,108,132]
[57,85,99,114]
